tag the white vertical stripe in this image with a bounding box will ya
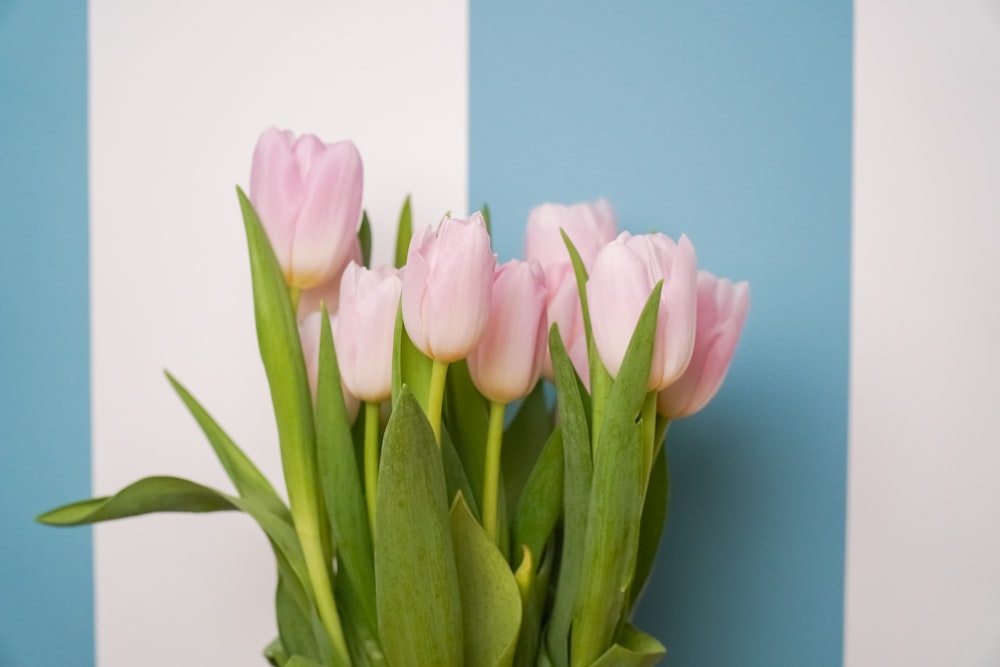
[89,2,467,664]
[847,2,1000,665]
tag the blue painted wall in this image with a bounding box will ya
[0,2,94,666]
[470,3,851,664]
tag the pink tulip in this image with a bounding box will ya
[401,213,496,363]
[657,272,749,418]
[297,237,363,321]
[250,127,363,290]
[587,232,699,392]
[524,199,617,270]
[539,262,589,382]
[468,260,548,404]
[299,312,360,422]
[334,263,403,403]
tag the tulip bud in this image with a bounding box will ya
[587,232,699,392]
[334,263,403,403]
[297,236,363,321]
[657,272,749,418]
[299,311,360,423]
[468,260,548,404]
[401,213,496,363]
[524,199,617,271]
[250,127,363,290]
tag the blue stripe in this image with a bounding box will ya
[470,3,851,664]
[0,2,94,666]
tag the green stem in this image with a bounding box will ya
[427,359,449,446]
[482,400,506,545]
[297,515,351,666]
[364,401,380,538]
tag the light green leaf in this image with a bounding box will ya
[546,325,592,667]
[264,637,289,667]
[359,210,372,267]
[442,427,481,520]
[237,187,318,524]
[315,306,378,636]
[511,428,563,571]
[36,476,238,525]
[629,446,669,612]
[481,202,492,236]
[274,552,321,663]
[450,494,522,667]
[590,625,665,667]
[513,542,554,667]
[444,359,490,510]
[391,304,432,413]
[375,388,463,667]
[165,372,289,522]
[502,383,554,512]
[285,657,326,667]
[571,283,663,667]
[394,195,413,269]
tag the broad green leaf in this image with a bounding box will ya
[391,304,432,412]
[165,372,289,521]
[511,428,563,571]
[502,383,554,512]
[375,389,462,667]
[590,625,665,667]
[450,494,522,667]
[274,552,321,663]
[36,476,238,525]
[285,657,326,667]
[359,210,372,267]
[571,283,663,667]
[394,195,413,269]
[443,359,490,510]
[546,325,592,667]
[237,188,319,523]
[629,446,668,612]
[315,306,378,636]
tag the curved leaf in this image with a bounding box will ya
[394,195,412,269]
[375,388,462,667]
[629,446,668,611]
[502,383,554,512]
[590,625,665,667]
[451,494,522,667]
[511,427,563,571]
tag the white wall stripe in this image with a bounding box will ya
[89,2,467,664]
[847,1,1000,665]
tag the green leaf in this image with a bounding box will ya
[36,476,238,525]
[442,427,481,520]
[481,203,492,236]
[391,304,433,412]
[274,552,322,663]
[315,306,378,636]
[571,283,663,667]
[513,542,554,667]
[375,388,463,667]
[285,657,326,667]
[394,195,413,269]
[511,428,563,572]
[502,383,554,512]
[359,210,373,267]
[546,325,592,667]
[237,187,319,523]
[443,359,490,510]
[590,625,665,667]
[264,637,289,667]
[165,372,290,522]
[629,446,669,612]
[450,494,522,667]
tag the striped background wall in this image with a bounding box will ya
[1,2,998,666]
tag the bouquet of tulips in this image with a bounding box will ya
[39,128,749,667]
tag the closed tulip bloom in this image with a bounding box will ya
[468,260,548,404]
[524,199,617,271]
[334,263,403,403]
[401,213,496,363]
[658,272,749,418]
[588,232,698,392]
[250,127,363,290]
[299,311,360,422]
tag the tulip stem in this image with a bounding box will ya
[427,359,449,446]
[364,401,380,538]
[297,514,351,666]
[483,400,506,546]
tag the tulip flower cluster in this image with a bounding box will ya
[39,128,749,667]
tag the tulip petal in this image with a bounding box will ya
[250,127,301,275]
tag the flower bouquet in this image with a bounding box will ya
[39,128,749,667]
